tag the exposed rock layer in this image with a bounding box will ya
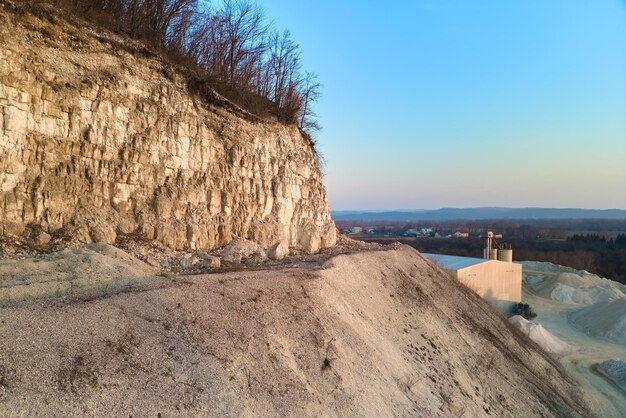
[0,2,335,251]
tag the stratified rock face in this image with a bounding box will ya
[0,4,336,252]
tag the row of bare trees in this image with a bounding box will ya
[60,0,321,130]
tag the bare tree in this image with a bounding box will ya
[144,0,198,46]
[54,0,323,132]
[298,72,322,132]
[214,0,267,83]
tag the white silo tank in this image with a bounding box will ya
[499,249,513,262]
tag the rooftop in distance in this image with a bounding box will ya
[421,253,487,270]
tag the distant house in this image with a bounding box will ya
[403,229,418,237]
[343,226,363,235]
[422,253,522,312]
[453,231,469,238]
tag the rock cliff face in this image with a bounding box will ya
[0,2,336,252]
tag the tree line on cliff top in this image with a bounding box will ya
[49,0,321,132]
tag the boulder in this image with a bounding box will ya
[90,224,117,244]
[179,254,200,269]
[268,242,289,260]
[144,255,160,267]
[34,232,52,246]
[195,252,221,269]
[200,256,221,269]
[220,238,266,264]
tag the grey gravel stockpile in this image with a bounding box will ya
[596,359,626,394]
[568,298,626,345]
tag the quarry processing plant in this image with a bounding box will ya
[423,232,522,311]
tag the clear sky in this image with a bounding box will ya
[260,0,626,210]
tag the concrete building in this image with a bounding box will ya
[422,253,522,311]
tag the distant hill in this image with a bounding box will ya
[332,207,626,221]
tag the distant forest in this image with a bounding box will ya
[346,219,626,284]
[28,0,321,131]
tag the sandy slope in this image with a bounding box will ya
[0,246,590,417]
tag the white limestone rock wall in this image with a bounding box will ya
[0,9,335,252]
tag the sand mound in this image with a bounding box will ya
[596,359,626,394]
[522,261,626,305]
[0,246,591,417]
[568,298,626,345]
[508,316,573,354]
[549,282,625,305]
[522,261,579,274]
[0,244,161,304]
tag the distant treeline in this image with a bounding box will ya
[567,233,626,249]
[363,236,626,285]
[26,0,321,131]
[351,221,626,284]
[512,239,626,284]
[336,219,626,240]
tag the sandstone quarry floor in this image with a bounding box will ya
[0,244,593,417]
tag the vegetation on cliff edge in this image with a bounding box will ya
[19,0,322,133]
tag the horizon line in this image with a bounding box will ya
[331,207,626,212]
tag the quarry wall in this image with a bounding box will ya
[0,7,336,251]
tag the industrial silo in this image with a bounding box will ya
[498,248,513,262]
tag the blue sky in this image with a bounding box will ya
[261,0,626,210]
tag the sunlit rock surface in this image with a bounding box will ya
[0,3,335,252]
